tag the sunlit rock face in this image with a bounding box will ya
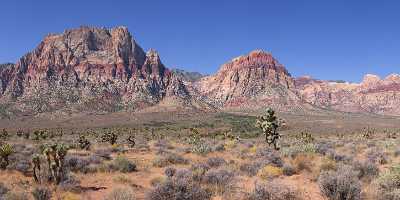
[296,73,400,115]
[196,50,303,111]
[0,26,192,113]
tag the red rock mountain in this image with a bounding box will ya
[0,26,195,113]
[296,74,400,115]
[1,26,399,115]
[196,50,303,111]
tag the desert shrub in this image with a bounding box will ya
[352,160,379,181]
[154,140,173,149]
[282,163,296,176]
[319,157,337,172]
[203,169,235,194]
[146,178,210,200]
[240,162,263,177]
[206,157,226,168]
[224,140,237,149]
[212,143,225,152]
[394,148,400,157]
[255,148,283,167]
[111,156,136,173]
[191,163,210,182]
[150,177,166,187]
[3,191,29,200]
[247,180,301,200]
[13,160,31,175]
[366,148,388,165]
[257,165,283,179]
[326,150,352,163]
[174,168,193,181]
[58,173,81,192]
[105,187,136,200]
[0,182,9,196]
[94,148,112,160]
[32,187,52,200]
[318,165,361,200]
[65,155,89,172]
[164,167,176,177]
[152,153,188,167]
[192,142,212,155]
[292,154,314,172]
[314,141,334,155]
[375,165,400,200]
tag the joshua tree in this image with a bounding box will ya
[77,135,91,150]
[40,143,69,184]
[127,135,136,148]
[32,154,41,183]
[256,108,284,150]
[101,131,118,145]
[0,143,13,169]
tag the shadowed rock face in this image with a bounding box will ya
[0,26,190,113]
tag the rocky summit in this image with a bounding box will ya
[0,26,197,113]
[1,26,400,116]
[195,50,303,111]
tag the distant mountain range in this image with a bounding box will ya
[0,26,399,116]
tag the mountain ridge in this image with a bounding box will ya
[1,26,399,116]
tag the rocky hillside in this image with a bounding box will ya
[0,26,203,114]
[296,74,400,115]
[196,50,303,110]
[1,26,399,116]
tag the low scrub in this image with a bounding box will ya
[318,165,361,200]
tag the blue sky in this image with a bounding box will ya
[1,0,399,82]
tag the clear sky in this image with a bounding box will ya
[1,0,399,82]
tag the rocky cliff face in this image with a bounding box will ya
[296,74,400,115]
[0,26,193,113]
[196,50,302,110]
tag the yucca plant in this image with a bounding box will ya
[0,143,13,170]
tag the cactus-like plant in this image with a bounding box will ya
[0,143,13,170]
[33,129,48,140]
[101,131,118,145]
[296,131,315,144]
[360,127,375,139]
[40,143,69,184]
[32,154,41,183]
[77,135,91,150]
[127,135,136,148]
[256,108,283,150]
[0,129,8,140]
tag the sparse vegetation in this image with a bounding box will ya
[0,112,399,199]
